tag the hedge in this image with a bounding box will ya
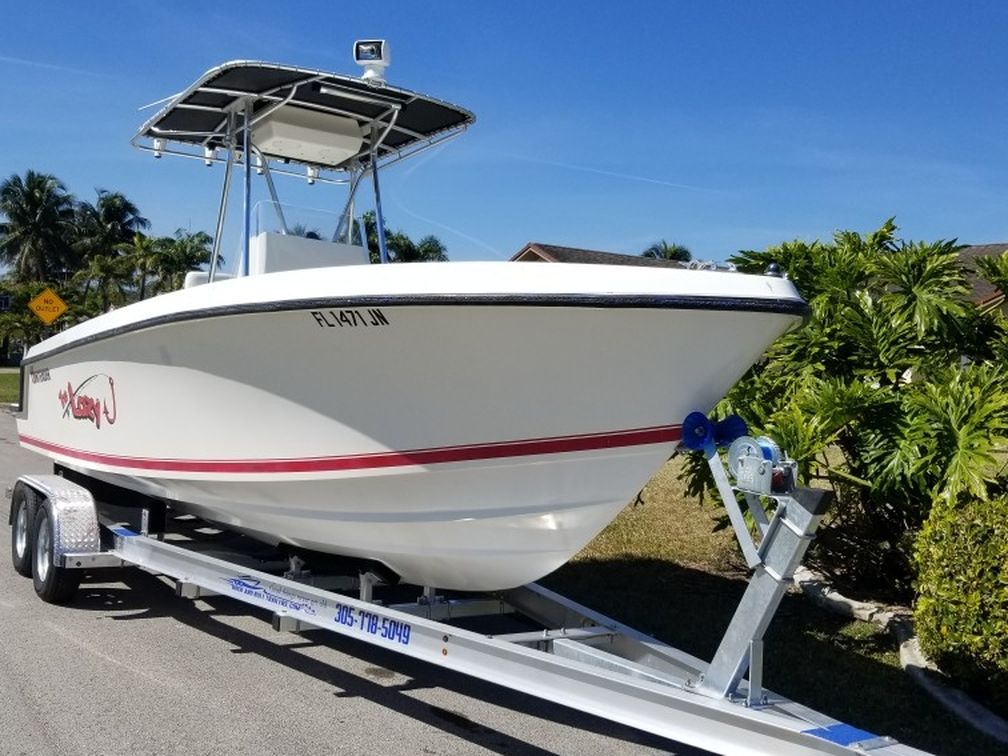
[914,494,1008,715]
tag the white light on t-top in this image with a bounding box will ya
[354,39,389,85]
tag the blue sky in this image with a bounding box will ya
[1,1,1005,262]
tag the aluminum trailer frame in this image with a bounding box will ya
[9,457,929,756]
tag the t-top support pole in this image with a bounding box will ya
[240,97,253,277]
[370,125,390,264]
[209,111,236,283]
[254,147,288,235]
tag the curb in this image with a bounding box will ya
[793,566,1008,746]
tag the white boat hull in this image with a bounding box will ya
[17,262,805,590]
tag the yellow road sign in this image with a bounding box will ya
[28,287,68,326]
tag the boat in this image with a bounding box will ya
[14,43,808,591]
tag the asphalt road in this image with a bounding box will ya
[0,408,708,756]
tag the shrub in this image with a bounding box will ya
[678,222,1008,601]
[914,493,1008,716]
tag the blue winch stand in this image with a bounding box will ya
[683,411,834,703]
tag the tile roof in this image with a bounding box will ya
[960,244,1007,305]
[509,242,1006,308]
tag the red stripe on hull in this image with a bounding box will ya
[19,425,682,474]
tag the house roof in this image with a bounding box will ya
[510,242,1007,308]
[960,244,1007,306]
[511,242,681,268]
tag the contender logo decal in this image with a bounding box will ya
[58,374,117,429]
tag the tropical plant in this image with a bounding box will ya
[361,211,449,263]
[914,490,1008,716]
[70,253,133,314]
[73,189,150,263]
[0,172,225,347]
[0,281,65,354]
[116,233,165,301]
[679,220,1008,601]
[0,171,77,282]
[642,239,691,262]
[288,223,323,239]
[153,229,216,292]
[973,248,1008,308]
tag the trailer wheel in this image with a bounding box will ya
[10,484,38,577]
[31,501,81,604]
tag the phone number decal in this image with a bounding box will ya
[334,603,412,646]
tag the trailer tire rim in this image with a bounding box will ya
[34,514,51,582]
[14,502,28,560]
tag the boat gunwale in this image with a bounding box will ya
[21,292,808,367]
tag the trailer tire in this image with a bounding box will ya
[10,484,38,577]
[31,501,81,604]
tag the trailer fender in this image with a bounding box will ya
[13,475,101,559]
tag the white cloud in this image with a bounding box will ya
[0,55,108,78]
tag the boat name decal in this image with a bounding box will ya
[30,367,51,384]
[310,308,389,329]
[58,374,117,429]
[334,602,412,646]
[226,576,318,616]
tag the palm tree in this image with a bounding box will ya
[642,240,691,263]
[154,230,215,292]
[71,253,133,313]
[288,223,322,239]
[406,235,449,262]
[116,232,164,301]
[0,310,45,357]
[74,189,150,263]
[360,211,449,263]
[0,171,76,282]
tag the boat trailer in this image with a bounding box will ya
[7,415,928,756]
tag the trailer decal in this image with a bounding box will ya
[227,576,318,616]
[335,602,412,646]
[801,723,879,746]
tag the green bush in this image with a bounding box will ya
[914,494,1008,715]
[681,222,1008,601]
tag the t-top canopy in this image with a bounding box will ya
[133,60,475,171]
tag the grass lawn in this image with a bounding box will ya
[542,456,1008,756]
[0,370,19,404]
